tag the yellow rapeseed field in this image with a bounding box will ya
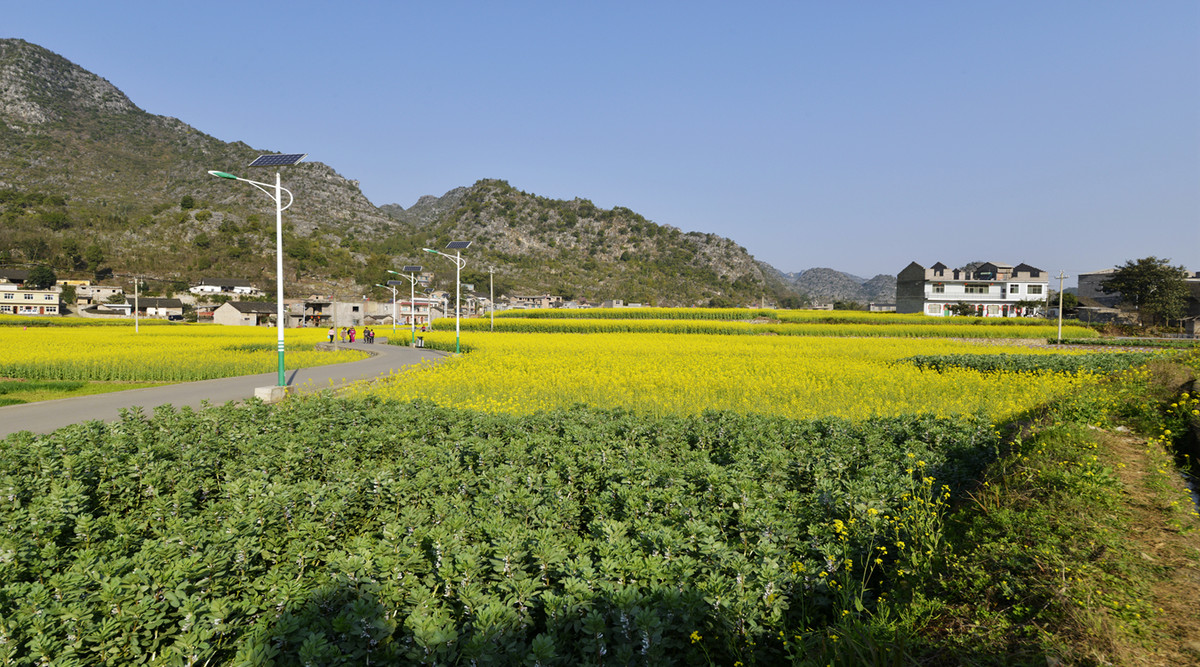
[362,331,1092,421]
[0,324,368,382]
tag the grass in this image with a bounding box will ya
[0,378,165,405]
[874,356,1200,666]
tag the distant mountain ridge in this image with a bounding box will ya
[0,38,891,307]
[783,268,897,304]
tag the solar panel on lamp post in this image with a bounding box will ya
[423,242,471,353]
[387,265,424,345]
[208,153,306,388]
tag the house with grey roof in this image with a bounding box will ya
[214,301,278,326]
[897,261,1049,317]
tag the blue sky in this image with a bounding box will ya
[6,1,1198,283]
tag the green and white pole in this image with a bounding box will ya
[208,169,294,386]
[423,246,468,354]
[272,171,285,386]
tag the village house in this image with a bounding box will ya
[0,283,61,316]
[75,284,125,305]
[0,268,29,285]
[897,261,1049,317]
[132,297,185,320]
[214,301,278,326]
[189,278,263,298]
[511,294,564,309]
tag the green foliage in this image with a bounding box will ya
[0,379,87,406]
[1102,257,1190,325]
[38,210,70,230]
[84,243,104,274]
[901,352,1162,375]
[60,238,85,270]
[180,194,195,210]
[0,399,999,665]
[948,302,978,316]
[25,265,56,289]
[1049,338,1199,349]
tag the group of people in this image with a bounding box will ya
[327,325,376,344]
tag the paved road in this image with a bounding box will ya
[0,339,445,438]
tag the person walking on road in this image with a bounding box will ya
[348,327,356,343]
[327,326,335,343]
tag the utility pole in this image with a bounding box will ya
[1056,271,1068,342]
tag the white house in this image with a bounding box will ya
[0,287,61,316]
[190,278,263,297]
[897,261,1049,317]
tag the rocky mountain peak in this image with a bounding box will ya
[0,39,139,126]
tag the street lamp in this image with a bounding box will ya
[423,242,470,354]
[1055,271,1069,343]
[387,265,424,345]
[208,153,306,388]
[374,283,398,335]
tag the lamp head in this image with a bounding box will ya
[208,170,238,180]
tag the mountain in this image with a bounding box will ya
[783,268,896,304]
[0,38,805,307]
[0,39,399,288]
[376,180,797,305]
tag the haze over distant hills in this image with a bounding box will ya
[0,38,895,306]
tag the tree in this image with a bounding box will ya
[26,265,57,289]
[84,244,104,273]
[1101,257,1189,325]
[61,239,85,270]
[1045,291,1078,317]
[180,195,195,210]
[948,302,979,317]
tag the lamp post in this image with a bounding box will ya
[1056,271,1068,343]
[374,283,398,335]
[208,153,306,388]
[387,265,424,345]
[423,242,470,353]
[489,266,495,332]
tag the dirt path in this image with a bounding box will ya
[1100,430,1200,665]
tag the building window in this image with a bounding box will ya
[1009,284,1020,294]
[932,283,945,294]
[1028,285,1043,295]
[2,293,11,299]
[964,284,989,294]
[24,293,33,300]
[986,305,1000,315]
